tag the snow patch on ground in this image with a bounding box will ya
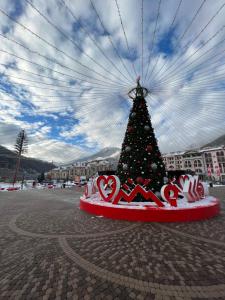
[0,182,66,192]
[82,193,218,210]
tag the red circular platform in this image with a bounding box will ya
[80,197,220,222]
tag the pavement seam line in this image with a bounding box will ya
[58,236,225,297]
[154,223,225,247]
[8,214,140,239]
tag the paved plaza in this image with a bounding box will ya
[0,187,225,300]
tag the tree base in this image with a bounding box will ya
[80,196,220,222]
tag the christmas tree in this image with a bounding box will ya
[117,78,166,195]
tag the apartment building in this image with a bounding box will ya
[163,145,225,181]
[48,159,117,181]
[48,145,225,182]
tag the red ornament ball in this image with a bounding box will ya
[136,176,144,184]
[146,144,153,151]
[127,126,134,133]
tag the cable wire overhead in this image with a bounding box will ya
[24,0,130,85]
[147,0,183,82]
[0,7,128,88]
[144,0,161,83]
[60,0,132,84]
[89,0,135,82]
[155,0,225,83]
[114,0,138,78]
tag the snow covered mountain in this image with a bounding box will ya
[69,147,121,164]
[202,134,225,148]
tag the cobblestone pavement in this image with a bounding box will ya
[0,186,225,300]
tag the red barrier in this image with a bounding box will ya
[7,187,20,191]
[80,197,220,222]
[48,185,54,189]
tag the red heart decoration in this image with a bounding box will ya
[97,175,120,202]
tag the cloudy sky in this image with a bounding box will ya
[0,0,225,163]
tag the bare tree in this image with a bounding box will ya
[13,130,28,186]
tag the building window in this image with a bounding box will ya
[205,153,212,157]
[194,160,202,167]
[219,163,225,173]
[207,163,213,170]
[205,153,213,168]
[217,151,224,156]
[184,160,191,168]
[217,151,225,163]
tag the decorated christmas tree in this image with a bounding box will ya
[117,78,166,194]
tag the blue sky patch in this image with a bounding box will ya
[157,27,176,56]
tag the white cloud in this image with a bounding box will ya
[0,0,224,162]
[28,139,90,163]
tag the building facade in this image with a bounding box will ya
[47,145,225,183]
[162,145,225,181]
[48,160,117,181]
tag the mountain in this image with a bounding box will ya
[0,145,55,180]
[202,134,225,148]
[69,147,121,164]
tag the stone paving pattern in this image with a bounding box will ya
[0,187,225,299]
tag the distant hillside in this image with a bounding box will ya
[202,134,225,148]
[0,145,55,180]
[69,147,121,164]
